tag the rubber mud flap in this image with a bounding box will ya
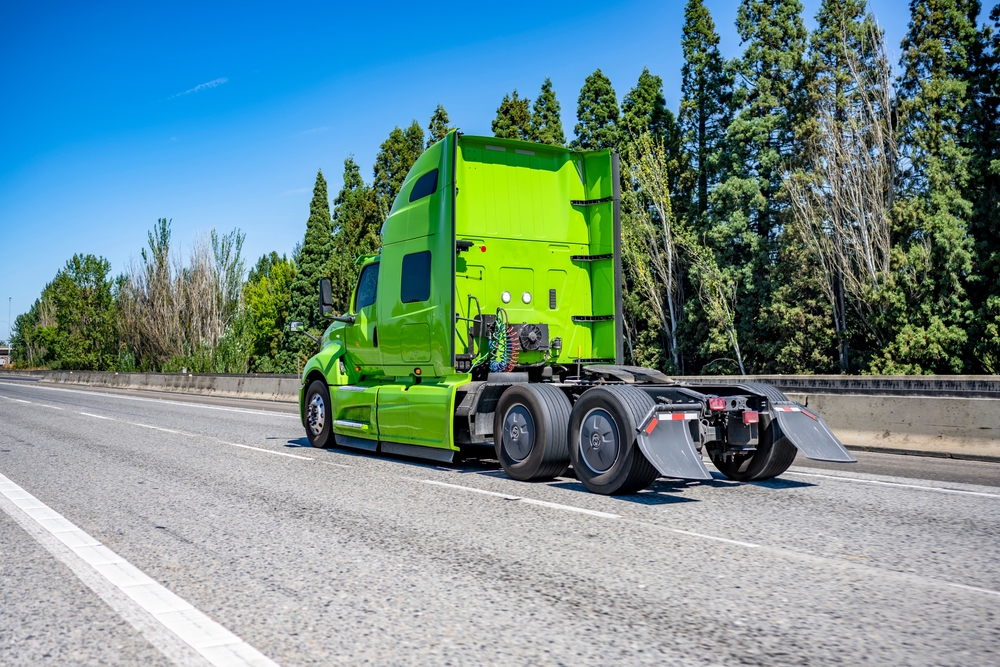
[772,403,856,463]
[636,416,713,480]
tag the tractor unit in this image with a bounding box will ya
[297,131,854,495]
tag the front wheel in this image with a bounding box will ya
[304,380,334,448]
[567,386,660,495]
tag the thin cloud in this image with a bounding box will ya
[171,77,228,98]
[296,126,328,136]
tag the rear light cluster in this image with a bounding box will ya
[708,397,727,411]
[743,411,759,425]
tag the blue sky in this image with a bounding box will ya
[0,0,987,334]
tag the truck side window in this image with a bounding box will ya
[354,263,379,311]
[400,251,431,303]
[408,169,438,202]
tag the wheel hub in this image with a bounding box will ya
[502,405,534,462]
[307,394,326,435]
[579,408,620,474]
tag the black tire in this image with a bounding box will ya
[494,384,572,481]
[710,419,797,481]
[567,386,660,495]
[304,380,334,449]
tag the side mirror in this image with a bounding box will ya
[289,321,303,332]
[319,278,333,317]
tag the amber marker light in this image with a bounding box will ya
[414,367,422,375]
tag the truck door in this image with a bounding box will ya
[344,261,381,372]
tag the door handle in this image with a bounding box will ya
[373,326,378,348]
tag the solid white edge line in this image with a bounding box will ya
[0,472,281,667]
[786,471,1000,499]
[0,381,299,418]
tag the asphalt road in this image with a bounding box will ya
[1,380,998,666]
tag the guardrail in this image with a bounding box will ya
[2,370,997,461]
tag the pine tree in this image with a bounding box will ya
[329,157,382,313]
[492,90,533,141]
[706,0,807,372]
[620,67,669,142]
[373,121,424,214]
[285,170,333,365]
[678,0,732,222]
[571,69,620,150]
[873,0,980,373]
[427,105,453,148]
[531,78,565,146]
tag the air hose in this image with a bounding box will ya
[488,308,520,372]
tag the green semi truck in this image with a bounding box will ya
[297,131,854,494]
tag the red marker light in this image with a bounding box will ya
[743,411,759,425]
[708,397,726,411]
[480,245,487,252]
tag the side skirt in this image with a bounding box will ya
[381,441,455,464]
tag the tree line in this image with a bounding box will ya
[11,0,1000,376]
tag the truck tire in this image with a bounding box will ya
[494,384,572,481]
[567,386,660,495]
[710,420,797,481]
[304,380,334,449]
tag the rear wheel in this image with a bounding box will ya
[494,384,572,481]
[567,386,659,495]
[710,420,797,481]
[304,380,334,449]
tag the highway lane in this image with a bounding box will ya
[1,380,998,666]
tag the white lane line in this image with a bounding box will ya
[0,472,281,667]
[69,408,314,462]
[414,479,622,518]
[0,381,299,418]
[79,412,113,420]
[318,461,352,469]
[220,442,313,461]
[946,581,1000,598]
[0,394,64,410]
[786,471,1000,499]
[669,528,760,549]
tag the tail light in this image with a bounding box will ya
[743,411,759,425]
[708,397,726,411]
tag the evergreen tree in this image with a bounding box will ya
[427,104,453,147]
[373,121,424,214]
[706,0,808,372]
[245,252,295,372]
[571,69,620,150]
[620,67,669,142]
[874,0,980,373]
[531,78,565,146]
[329,157,382,313]
[492,90,533,141]
[678,0,732,222]
[285,170,333,365]
[968,4,1000,371]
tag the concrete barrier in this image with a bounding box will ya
[6,370,997,461]
[36,371,301,403]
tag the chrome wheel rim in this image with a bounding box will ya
[307,393,326,436]
[579,408,620,474]
[502,404,534,462]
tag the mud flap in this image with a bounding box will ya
[636,411,713,480]
[772,403,856,463]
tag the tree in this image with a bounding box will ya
[678,0,732,222]
[531,78,565,146]
[427,105,453,147]
[244,252,295,372]
[571,69,620,150]
[285,171,334,366]
[707,0,808,372]
[621,68,669,142]
[492,90,533,141]
[373,121,424,214]
[329,157,382,314]
[875,0,980,373]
